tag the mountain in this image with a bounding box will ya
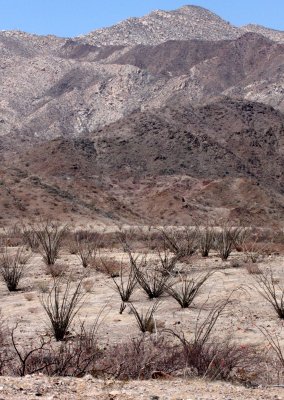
[0,30,283,146]
[78,5,284,46]
[0,5,283,225]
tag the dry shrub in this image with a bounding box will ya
[24,293,34,302]
[40,276,86,341]
[45,263,67,277]
[166,271,213,308]
[98,331,259,383]
[82,279,94,293]
[184,338,259,382]
[99,335,184,380]
[8,322,101,377]
[246,263,262,275]
[167,299,261,383]
[215,223,244,260]
[129,301,160,333]
[0,246,31,291]
[94,256,126,277]
[253,268,284,319]
[29,220,68,265]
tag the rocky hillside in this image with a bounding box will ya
[0,29,283,146]
[0,98,282,225]
[0,5,283,225]
[78,5,284,46]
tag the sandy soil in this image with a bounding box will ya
[0,242,284,399]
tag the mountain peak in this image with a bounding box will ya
[78,5,239,46]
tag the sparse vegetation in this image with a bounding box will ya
[40,276,86,341]
[129,300,160,333]
[28,220,68,266]
[214,223,244,260]
[129,252,171,299]
[254,268,284,319]
[197,222,215,257]
[0,246,31,291]
[166,271,213,308]
[105,259,137,306]
[161,226,198,258]
[74,231,100,268]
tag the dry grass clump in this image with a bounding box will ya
[24,292,34,302]
[82,278,94,293]
[45,263,68,277]
[246,263,262,275]
[94,256,127,277]
[7,322,101,377]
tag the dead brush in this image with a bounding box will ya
[253,268,284,319]
[129,300,160,333]
[99,334,184,380]
[258,325,284,376]
[129,252,172,299]
[28,220,68,266]
[40,276,86,341]
[104,259,137,309]
[8,319,102,377]
[95,256,125,277]
[45,263,67,278]
[74,231,101,268]
[214,222,244,260]
[166,271,214,308]
[246,263,262,275]
[0,246,31,291]
[160,226,198,258]
[197,223,215,257]
[167,298,258,382]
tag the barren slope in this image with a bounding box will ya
[0,7,283,144]
[0,98,282,226]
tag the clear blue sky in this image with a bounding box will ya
[0,0,283,38]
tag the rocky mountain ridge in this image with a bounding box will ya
[0,5,283,225]
[78,5,284,46]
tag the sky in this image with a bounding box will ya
[0,0,283,38]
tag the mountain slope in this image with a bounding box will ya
[78,5,284,46]
[0,5,283,226]
[1,98,282,225]
[0,30,283,146]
